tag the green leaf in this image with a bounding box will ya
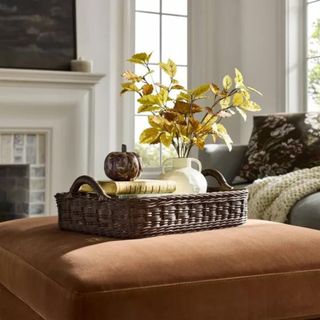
[223,75,232,90]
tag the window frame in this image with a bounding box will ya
[305,0,320,111]
[133,0,188,174]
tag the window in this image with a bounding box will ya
[134,0,188,167]
[306,0,320,110]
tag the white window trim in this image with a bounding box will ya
[286,0,307,113]
[131,1,188,178]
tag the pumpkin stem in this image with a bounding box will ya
[121,144,127,152]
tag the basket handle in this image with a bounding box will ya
[201,169,234,191]
[68,175,111,199]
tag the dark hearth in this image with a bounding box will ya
[0,164,30,222]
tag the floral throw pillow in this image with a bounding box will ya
[239,113,320,182]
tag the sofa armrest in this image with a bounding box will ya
[199,144,247,184]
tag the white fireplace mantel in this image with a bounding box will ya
[0,69,105,214]
[0,68,105,86]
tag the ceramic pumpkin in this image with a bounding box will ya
[104,145,142,181]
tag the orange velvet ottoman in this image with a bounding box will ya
[1,217,320,320]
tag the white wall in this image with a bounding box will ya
[189,0,286,145]
[77,0,134,179]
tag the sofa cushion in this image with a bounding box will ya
[288,192,320,229]
[239,112,320,181]
[1,217,320,320]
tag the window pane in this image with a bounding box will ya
[135,12,160,62]
[162,145,178,161]
[162,0,187,15]
[136,0,160,13]
[134,116,161,167]
[307,1,320,58]
[307,57,320,111]
[162,15,187,65]
[175,66,188,88]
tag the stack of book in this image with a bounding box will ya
[80,179,176,198]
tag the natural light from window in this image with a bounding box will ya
[134,0,188,168]
[306,0,320,111]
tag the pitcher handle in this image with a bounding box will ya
[191,158,202,172]
[162,158,174,174]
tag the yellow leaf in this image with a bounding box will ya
[171,84,185,90]
[190,84,210,99]
[233,92,244,106]
[176,92,192,103]
[120,82,139,94]
[148,115,164,130]
[142,84,153,95]
[239,101,261,112]
[234,68,244,86]
[202,114,218,127]
[160,132,173,148]
[159,88,168,104]
[235,107,247,121]
[223,75,232,90]
[247,86,263,96]
[121,70,141,82]
[138,94,160,105]
[213,123,233,151]
[174,101,202,114]
[177,124,188,137]
[194,137,205,149]
[218,110,232,118]
[220,96,231,109]
[139,127,161,144]
[159,59,177,77]
[128,52,149,64]
[189,118,201,132]
[138,105,161,113]
[210,83,220,95]
[163,111,186,124]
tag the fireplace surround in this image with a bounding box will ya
[0,69,104,217]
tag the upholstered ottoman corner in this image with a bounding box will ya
[1,217,320,320]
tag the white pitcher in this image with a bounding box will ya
[160,158,208,194]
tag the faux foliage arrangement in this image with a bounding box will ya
[121,52,262,158]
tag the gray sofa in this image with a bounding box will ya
[199,144,320,230]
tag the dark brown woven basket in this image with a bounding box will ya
[55,169,248,239]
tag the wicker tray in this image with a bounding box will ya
[55,169,248,239]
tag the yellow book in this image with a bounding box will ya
[80,179,176,195]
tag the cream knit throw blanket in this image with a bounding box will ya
[247,166,320,222]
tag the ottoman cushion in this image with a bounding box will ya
[1,217,320,320]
